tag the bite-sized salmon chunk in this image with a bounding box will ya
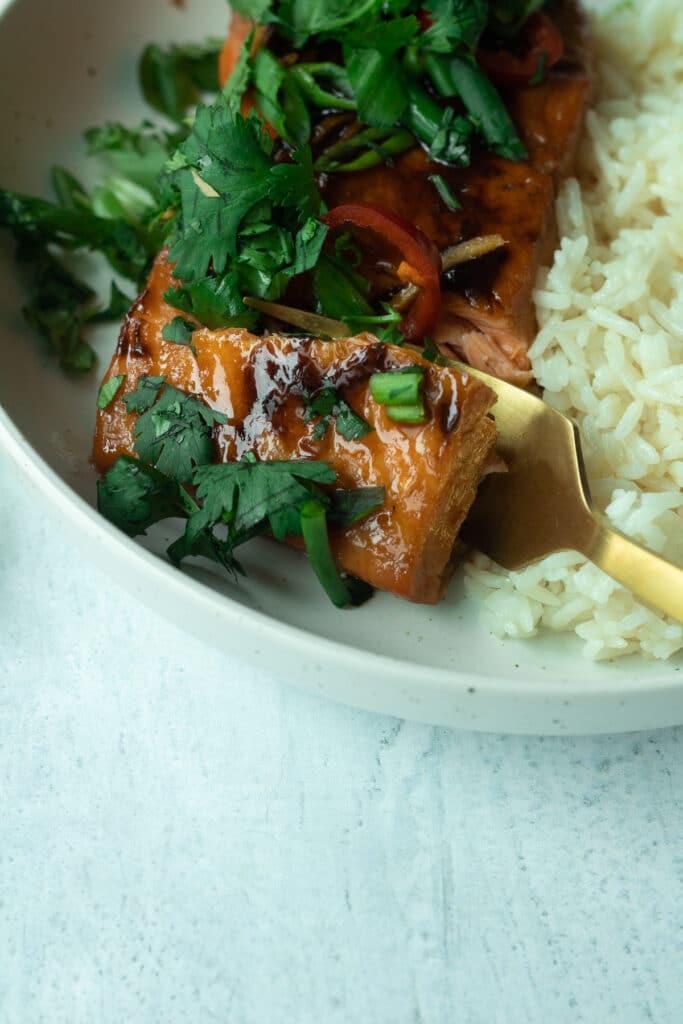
[323,0,593,383]
[94,256,497,603]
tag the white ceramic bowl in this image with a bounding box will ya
[1,0,681,734]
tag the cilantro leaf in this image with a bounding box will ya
[85,120,183,192]
[420,0,488,53]
[344,18,418,128]
[328,486,385,527]
[97,373,126,410]
[230,0,274,20]
[168,107,324,282]
[276,0,384,46]
[304,383,373,442]
[344,50,407,130]
[0,189,152,283]
[164,274,258,330]
[167,105,325,320]
[190,459,337,542]
[267,146,322,222]
[336,403,373,442]
[161,316,196,348]
[139,39,222,123]
[314,252,374,323]
[125,377,228,483]
[50,167,90,211]
[252,49,312,147]
[15,242,96,373]
[97,455,189,536]
[167,527,243,577]
[123,375,166,413]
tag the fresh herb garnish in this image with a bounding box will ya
[163,103,328,329]
[299,499,372,608]
[123,375,228,483]
[139,39,223,123]
[428,174,461,212]
[225,0,530,169]
[370,367,428,423]
[304,384,373,442]
[98,446,384,607]
[161,316,196,350]
[97,373,126,410]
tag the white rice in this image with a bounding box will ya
[465,0,683,661]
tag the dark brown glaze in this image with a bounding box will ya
[322,0,593,384]
[93,254,497,603]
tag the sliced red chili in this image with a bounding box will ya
[477,13,564,86]
[322,203,442,343]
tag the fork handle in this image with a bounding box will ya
[581,516,683,625]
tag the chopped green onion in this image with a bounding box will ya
[289,64,356,111]
[529,51,547,86]
[425,54,527,162]
[429,174,461,212]
[300,499,357,608]
[385,403,427,424]
[370,367,424,406]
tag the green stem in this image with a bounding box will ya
[331,130,415,172]
[300,499,353,608]
[425,54,527,162]
[402,80,445,147]
[290,64,356,110]
[370,368,424,406]
[385,402,427,424]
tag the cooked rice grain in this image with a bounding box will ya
[465,0,683,661]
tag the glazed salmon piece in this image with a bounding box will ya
[323,2,592,382]
[325,149,556,385]
[94,256,497,604]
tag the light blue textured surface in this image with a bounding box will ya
[1,451,682,1023]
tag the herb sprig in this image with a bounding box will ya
[228,0,534,169]
[98,377,384,606]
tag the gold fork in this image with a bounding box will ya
[246,299,683,624]
[455,360,683,626]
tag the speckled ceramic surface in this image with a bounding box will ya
[0,0,681,733]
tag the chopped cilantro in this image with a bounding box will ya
[97,374,126,410]
[163,276,258,331]
[123,376,227,483]
[139,39,222,123]
[304,384,373,442]
[161,316,196,349]
[97,455,190,536]
[190,458,337,542]
[420,0,489,53]
[97,400,385,608]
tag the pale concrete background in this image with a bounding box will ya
[1,451,682,1023]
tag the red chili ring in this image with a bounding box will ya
[322,203,442,343]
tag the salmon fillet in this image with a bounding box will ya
[323,0,593,384]
[94,255,497,603]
